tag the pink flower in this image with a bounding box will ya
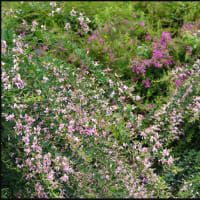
[24,148,31,155]
[2,40,7,48]
[155,61,162,68]
[132,13,137,18]
[196,20,200,29]
[102,46,108,52]
[15,121,22,131]
[124,19,129,24]
[68,125,73,133]
[50,2,56,7]
[145,34,151,40]
[64,23,71,31]
[70,8,76,16]
[32,21,38,27]
[185,24,193,31]
[167,156,174,166]
[59,123,65,131]
[147,104,154,108]
[61,174,68,182]
[160,31,171,43]
[82,23,89,33]
[22,136,29,145]
[186,46,192,56]
[139,21,144,26]
[6,114,15,121]
[175,79,183,89]
[162,149,169,157]
[87,129,93,135]
[99,38,104,45]
[26,158,32,167]
[37,161,41,168]
[42,76,48,83]
[160,158,166,164]
[78,16,84,24]
[47,172,54,182]
[37,89,41,95]
[142,79,150,88]
[19,32,26,37]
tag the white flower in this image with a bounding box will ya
[64,23,71,31]
[92,61,99,67]
[37,90,41,95]
[162,149,169,157]
[132,105,136,110]
[70,8,76,16]
[51,10,55,16]
[31,28,36,32]
[42,76,48,83]
[133,95,141,101]
[50,2,56,7]
[56,7,61,13]
[110,91,115,98]
[114,73,122,78]
[73,136,79,142]
[86,17,91,23]
[78,16,84,24]
[41,25,46,30]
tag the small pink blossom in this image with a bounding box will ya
[42,76,48,83]
[6,113,15,121]
[50,2,56,7]
[82,23,89,33]
[64,23,71,31]
[47,172,54,182]
[146,34,151,40]
[139,21,144,26]
[186,46,192,56]
[160,31,171,43]
[132,13,137,18]
[167,156,174,166]
[61,174,69,182]
[37,89,41,95]
[59,123,65,131]
[147,104,154,108]
[78,16,84,24]
[142,79,150,88]
[32,21,38,27]
[175,79,183,89]
[124,19,129,24]
[2,40,7,48]
[24,148,31,155]
[70,8,77,16]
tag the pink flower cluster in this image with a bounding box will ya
[130,31,173,85]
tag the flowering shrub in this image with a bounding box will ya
[1,1,200,198]
[1,29,170,198]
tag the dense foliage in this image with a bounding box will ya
[1,1,200,198]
